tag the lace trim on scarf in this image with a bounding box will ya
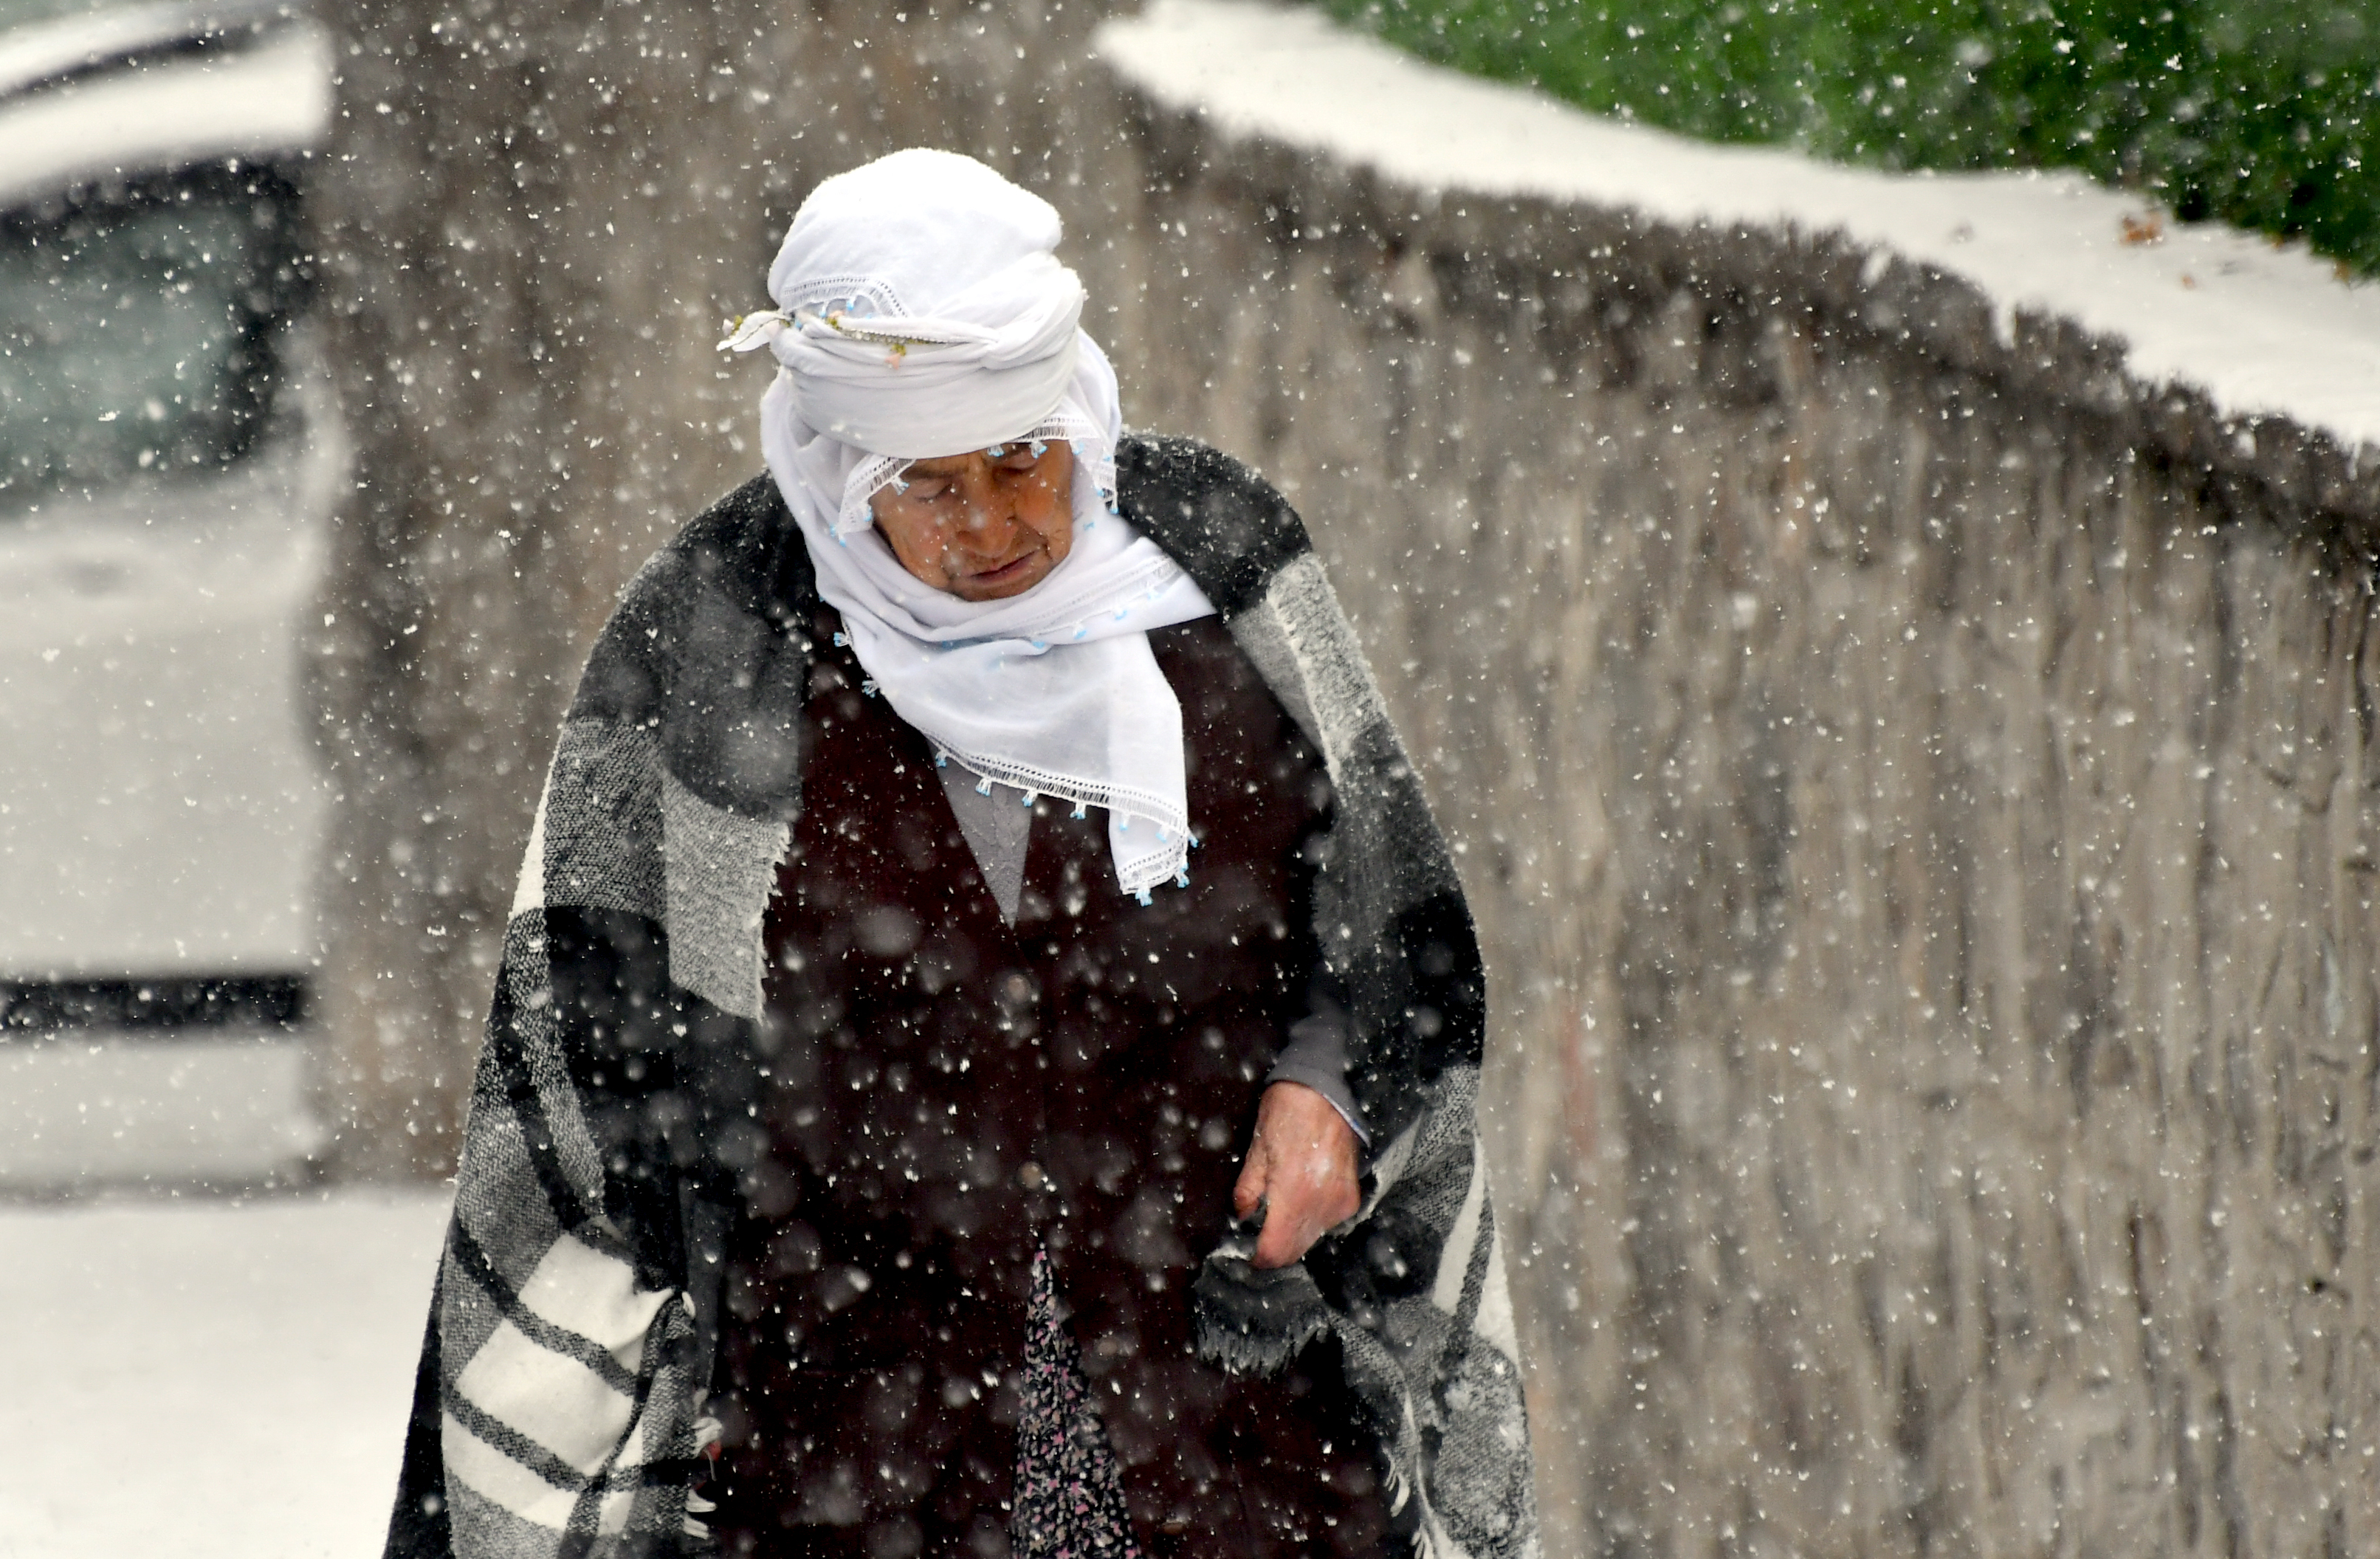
[830,406,1119,540]
[926,746,1193,903]
[926,747,1191,845]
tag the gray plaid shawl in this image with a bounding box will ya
[384,433,1539,1559]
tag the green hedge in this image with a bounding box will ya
[1318,0,2380,278]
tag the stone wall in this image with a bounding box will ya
[317,0,2380,1549]
[1082,89,2380,1559]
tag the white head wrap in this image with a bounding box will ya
[724,150,1215,900]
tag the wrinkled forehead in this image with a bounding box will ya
[900,441,1048,475]
[770,150,1063,316]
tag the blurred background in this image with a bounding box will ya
[6,0,2380,1553]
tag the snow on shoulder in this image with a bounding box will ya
[1097,0,2380,462]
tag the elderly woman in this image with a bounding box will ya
[385,151,1536,1559]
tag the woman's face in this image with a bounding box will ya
[869,440,1075,602]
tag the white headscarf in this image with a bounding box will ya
[723,150,1215,901]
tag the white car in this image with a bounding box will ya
[0,0,340,1188]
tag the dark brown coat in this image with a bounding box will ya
[706,613,1391,1558]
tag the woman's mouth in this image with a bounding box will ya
[965,551,1042,587]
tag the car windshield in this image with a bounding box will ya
[0,170,304,508]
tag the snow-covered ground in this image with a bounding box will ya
[0,1188,450,1559]
[1098,0,2380,456]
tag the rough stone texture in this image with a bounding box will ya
[312,0,2380,1549]
[1094,97,2380,1559]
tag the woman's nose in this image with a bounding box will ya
[957,485,1017,540]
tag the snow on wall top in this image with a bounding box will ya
[1096,0,2380,459]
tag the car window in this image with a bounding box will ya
[0,167,308,509]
